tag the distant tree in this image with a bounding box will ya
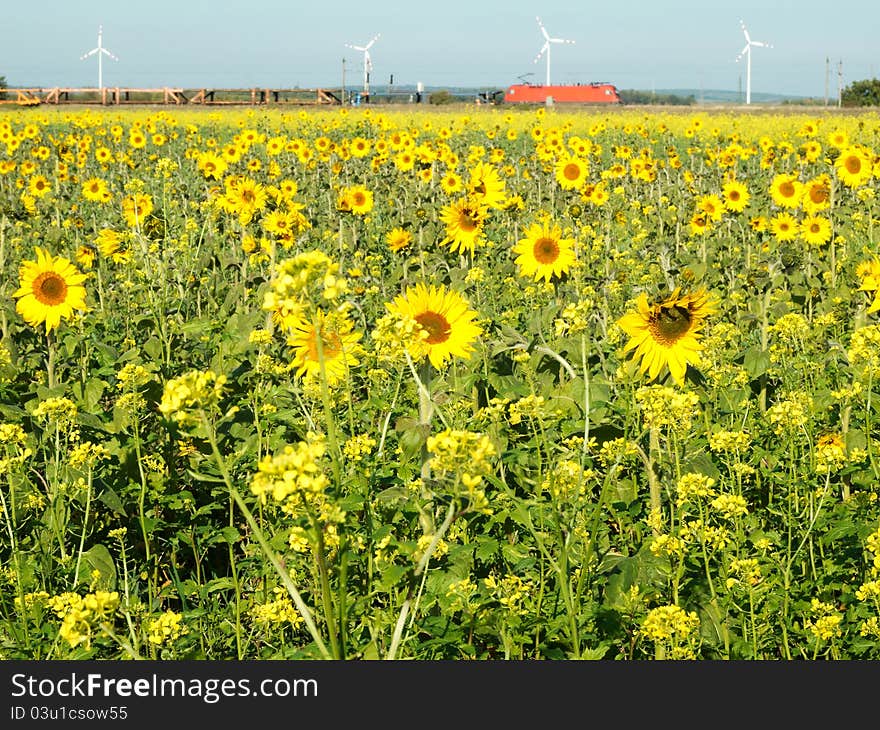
[841,78,880,106]
[428,90,454,105]
[0,76,6,101]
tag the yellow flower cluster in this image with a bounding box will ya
[508,394,546,425]
[68,441,110,469]
[250,587,304,628]
[540,459,594,501]
[158,370,227,426]
[427,428,496,512]
[262,250,348,328]
[805,598,842,642]
[708,430,751,453]
[726,558,762,589]
[445,577,479,613]
[33,396,78,428]
[635,385,701,433]
[815,433,848,474]
[710,493,749,520]
[765,392,813,436]
[147,610,188,646]
[48,590,120,649]
[483,573,533,613]
[250,434,329,509]
[675,473,716,507]
[769,312,809,346]
[641,605,701,659]
[370,310,429,364]
[848,325,880,378]
[342,434,377,463]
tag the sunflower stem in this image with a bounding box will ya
[46,329,56,390]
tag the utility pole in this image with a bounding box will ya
[837,59,843,108]
[824,56,829,106]
[341,57,346,104]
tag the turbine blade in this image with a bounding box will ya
[102,49,118,60]
[740,44,750,56]
[534,42,548,64]
[550,37,575,44]
[536,16,549,40]
[365,33,380,49]
[81,48,98,59]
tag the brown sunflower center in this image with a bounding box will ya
[33,272,68,306]
[458,211,478,233]
[810,223,821,234]
[307,330,342,361]
[533,237,560,264]
[241,189,256,204]
[810,185,829,203]
[415,311,451,345]
[779,181,796,198]
[563,163,581,181]
[649,306,693,345]
[353,192,366,206]
[845,156,861,174]
[728,190,740,201]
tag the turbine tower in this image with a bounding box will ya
[80,25,118,91]
[345,34,380,98]
[735,19,772,105]
[534,16,575,86]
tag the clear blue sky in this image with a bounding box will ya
[1,1,878,96]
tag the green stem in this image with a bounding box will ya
[200,411,331,659]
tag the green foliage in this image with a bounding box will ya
[428,89,455,105]
[618,89,696,105]
[841,78,880,106]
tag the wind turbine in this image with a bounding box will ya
[534,16,575,86]
[345,34,380,98]
[735,19,772,105]
[80,25,118,91]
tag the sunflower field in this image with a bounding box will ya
[0,104,879,661]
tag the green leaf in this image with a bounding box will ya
[742,347,770,378]
[98,487,127,517]
[79,544,116,590]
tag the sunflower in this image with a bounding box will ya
[718,181,748,214]
[440,170,463,196]
[287,311,363,386]
[513,219,577,283]
[385,283,482,369]
[81,177,109,203]
[802,174,831,213]
[439,197,488,255]
[618,287,716,386]
[857,259,880,313]
[769,173,802,209]
[28,175,51,198]
[800,215,832,247]
[696,193,724,222]
[769,212,799,241]
[386,227,413,253]
[349,137,372,158]
[337,185,374,216]
[13,247,88,332]
[197,151,228,180]
[121,193,154,228]
[467,162,507,209]
[555,155,589,191]
[689,212,712,236]
[220,176,267,225]
[835,146,872,188]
